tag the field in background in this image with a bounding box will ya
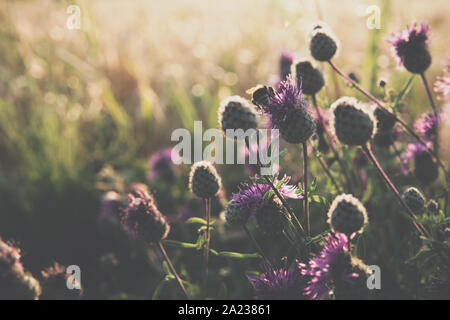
[0,0,449,298]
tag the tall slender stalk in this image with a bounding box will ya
[420,72,438,119]
[157,241,189,299]
[302,142,310,236]
[312,94,353,192]
[202,198,211,296]
[328,60,447,173]
[243,224,272,268]
[361,145,430,238]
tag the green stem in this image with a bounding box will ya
[302,142,310,236]
[157,241,189,299]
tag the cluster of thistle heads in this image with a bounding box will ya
[109,20,448,300]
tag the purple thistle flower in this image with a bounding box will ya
[400,142,430,175]
[255,76,310,130]
[232,175,302,214]
[414,112,439,139]
[387,22,431,73]
[148,148,175,182]
[434,65,450,101]
[247,259,307,300]
[301,233,361,300]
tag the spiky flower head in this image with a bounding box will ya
[121,190,170,243]
[388,22,431,74]
[148,148,175,182]
[373,105,397,132]
[309,22,339,61]
[40,262,82,299]
[434,65,450,101]
[401,187,426,213]
[414,112,439,139]
[327,194,368,236]
[218,95,259,139]
[0,239,41,299]
[256,77,315,144]
[301,233,369,300]
[189,161,222,199]
[401,142,438,185]
[292,58,324,95]
[247,259,307,300]
[225,199,251,226]
[280,51,295,80]
[232,174,302,215]
[426,199,439,215]
[330,97,377,146]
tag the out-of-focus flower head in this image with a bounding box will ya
[100,191,123,225]
[121,190,170,243]
[247,259,307,300]
[401,142,438,185]
[40,262,82,299]
[434,65,450,101]
[414,112,439,139]
[280,51,295,81]
[148,148,175,182]
[301,233,369,300]
[0,239,41,299]
[388,22,431,74]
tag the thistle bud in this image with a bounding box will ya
[426,200,439,215]
[327,194,368,236]
[256,200,284,236]
[225,199,251,226]
[309,22,339,61]
[121,191,170,243]
[279,108,316,144]
[189,161,222,199]
[402,187,425,213]
[374,106,396,132]
[292,58,324,95]
[414,151,438,186]
[330,97,376,146]
[250,85,274,108]
[218,95,258,139]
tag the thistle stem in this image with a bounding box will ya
[202,198,211,296]
[243,224,272,268]
[420,72,438,119]
[328,60,447,174]
[157,241,189,299]
[310,142,343,193]
[302,142,310,236]
[362,145,430,238]
[312,94,353,193]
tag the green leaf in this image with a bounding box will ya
[218,251,261,259]
[263,190,274,201]
[186,217,216,226]
[162,240,197,249]
[250,176,269,184]
[310,195,328,206]
[152,277,170,300]
[276,179,286,189]
[309,178,317,193]
[393,75,415,110]
[279,148,288,159]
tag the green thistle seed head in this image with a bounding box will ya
[309,22,339,61]
[218,95,259,139]
[330,97,377,146]
[327,194,369,235]
[402,187,426,213]
[189,161,222,199]
[292,58,324,95]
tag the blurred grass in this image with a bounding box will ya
[0,0,449,298]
